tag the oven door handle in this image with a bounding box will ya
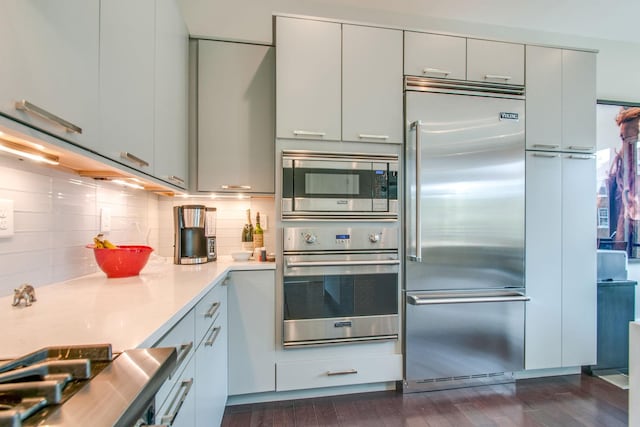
[407,291,529,305]
[286,259,400,268]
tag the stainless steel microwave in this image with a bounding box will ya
[282,151,398,219]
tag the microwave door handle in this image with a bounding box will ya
[286,259,400,268]
[407,121,422,262]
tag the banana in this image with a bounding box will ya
[93,236,105,248]
[102,239,117,249]
[93,234,117,249]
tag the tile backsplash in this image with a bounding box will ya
[0,155,275,297]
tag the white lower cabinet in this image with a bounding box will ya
[525,151,597,369]
[227,270,276,395]
[156,356,196,426]
[276,353,402,392]
[194,281,228,427]
[153,278,228,426]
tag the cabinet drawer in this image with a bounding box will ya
[154,309,195,408]
[467,39,524,85]
[156,356,195,426]
[194,280,227,345]
[404,31,466,80]
[276,354,402,392]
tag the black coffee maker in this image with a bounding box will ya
[173,205,208,264]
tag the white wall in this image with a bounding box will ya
[178,0,640,103]
[0,155,275,297]
[0,156,159,297]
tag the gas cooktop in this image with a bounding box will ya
[0,344,176,427]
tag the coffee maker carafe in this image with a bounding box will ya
[174,205,208,264]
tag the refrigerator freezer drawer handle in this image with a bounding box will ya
[408,294,530,305]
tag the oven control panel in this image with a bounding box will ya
[283,226,398,252]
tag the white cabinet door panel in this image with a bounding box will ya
[100,0,155,171]
[467,39,524,85]
[562,50,597,153]
[561,154,597,366]
[524,152,562,370]
[0,0,99,149]
[342,25,403,144]
[276,17,341,141]
[195,291,227,427]
[154,0,189,187]
[197,40,275,193]
[227,270,275,395]
[404,32,466,80]
[276,354,402,392]
[525,46,562,151]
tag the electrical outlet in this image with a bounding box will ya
[0,199,14,238]
[262,215,268,231]
[100,207,111,233]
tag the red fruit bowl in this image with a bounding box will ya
[87,245,153,278]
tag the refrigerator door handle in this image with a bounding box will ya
[408,120,423,262]
[407,291,530,305]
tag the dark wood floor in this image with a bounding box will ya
[222,374,628,427]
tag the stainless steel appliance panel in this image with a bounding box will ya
[405,91,525,291]
[405,289,526,383]
[282,225,400,347]
[282,151,398,218]
[283,225,398,252]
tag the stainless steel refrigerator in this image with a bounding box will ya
[403,77,528,392]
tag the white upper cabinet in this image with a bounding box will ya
[404,31,466,80]
[562,50,597,153]
[342,25,403,144]
[154,0,189,188]
[526,46,596,153]
[467,39,524,85]
[197,40,275,193]
[276,17,341,141]
[525,46,562,151]
[100,0,155,173]
[0,0,100,149]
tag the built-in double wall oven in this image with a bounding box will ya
[281,151,401,348]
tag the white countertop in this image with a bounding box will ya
[0,256,275,358]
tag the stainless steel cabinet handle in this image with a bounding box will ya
[408,120,423,263]
[293,130,326,137]
[327,369,358,376]
[567,154,594,160]
[484,74,512,81]
[532,144,560,149]
[532,153,559,158]
[204,326,222,347]
[286,259,400,268]
[167,175,185,185]
[408,291,530,305]
[15,100,82,134]
[221,185,252,190]
[204,301,220,319]
[120,152,150,168]
[161,378,193,426]
[174,341,193,373]
[423,67,450,76]
[358,134,389,140]
[567,145,595,151]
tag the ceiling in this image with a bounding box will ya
[314,0,640,43]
